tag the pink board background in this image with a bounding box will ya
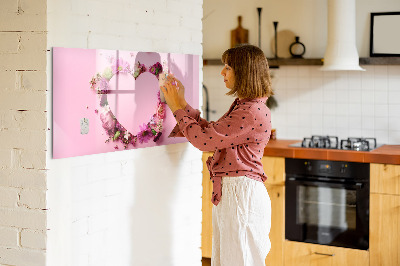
[52,47,199,159]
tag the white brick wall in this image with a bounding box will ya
[0,0,48,265]
[46,1,203,266]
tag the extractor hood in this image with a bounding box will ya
[320,0,365,71]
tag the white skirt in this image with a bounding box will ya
[212,176,271,266]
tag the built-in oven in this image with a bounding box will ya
[285,158,369,250]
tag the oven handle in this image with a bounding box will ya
[286,177,364,189]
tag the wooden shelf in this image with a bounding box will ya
[203,57,400,67]
[203,58,323,67]
[268,58,323,67]
[359,57,400,65]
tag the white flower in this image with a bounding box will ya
[102,67,113,80]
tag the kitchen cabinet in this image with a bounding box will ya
[202,152,213,258]
[284,241,369,266]
[370,163,400,195]
[261,156,285,266]
[370,163,400,266]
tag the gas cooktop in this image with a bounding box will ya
[289,135,383,151]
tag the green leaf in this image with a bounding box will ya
[113,131,121,140]
[151,129,157,136]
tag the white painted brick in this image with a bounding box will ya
[87,164,108,183]
[20,149,46,170]
[1,110,47,131]
[0,32,20,54]
[19,0,47,15]
[0,247,45,266]
[0,129,46,150]
[87,211,109,234]
[180,15,202,30]
[190,3,203,19]
[0,227,19,247]
[180,41,202,55]
[0,150,11,169]
[152,39,181,54]
[0,71,16,91]
[0,187,19,208]
[167,27,193,42]
[105,178,123,196]
[104,161,122,179]
[191,32,203,44]
[20,229,46,250]
[87,33,124,51]
[166,0,194,15]
[71,218,88,237]
[0,1,18,13]
[71,166,89,186]
[0,90,46,111]
[16,70,47,91]
[136,24,170,40]
[0,207,46,230]
[0,12,46,32]
[19,189,46,209]
[0,32,47,71]
[0,169,47,189]
[190,160,203,174]
[152,10,180,27]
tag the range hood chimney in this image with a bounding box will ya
[320,0,365,71]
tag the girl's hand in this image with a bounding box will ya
[172,75,187,108]
[160,75,185,113]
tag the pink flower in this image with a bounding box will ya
[149,62,163,78]
[112,59,131,74]
[100,110,116,132]
[133,61,146,80]
[90,76,97,89]
[137,123,153,144]
[98,77,110,93]
[157,103,165,119]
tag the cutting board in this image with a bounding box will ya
[231,16,249,48]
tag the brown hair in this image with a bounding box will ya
[221,44,273,99]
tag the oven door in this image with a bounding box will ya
[285,177,369,250]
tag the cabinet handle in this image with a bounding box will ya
[314,252,335,257]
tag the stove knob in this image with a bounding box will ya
[340,164,347,174]
[305,162,312,171]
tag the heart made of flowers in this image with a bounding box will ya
[90,59,166,149]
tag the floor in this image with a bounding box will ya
[202,257,211,266]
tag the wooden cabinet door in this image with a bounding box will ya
[262,156,285,186]
[284,241,369,266]
[202,152,213,258]
[370,193,400,266]
[264,184,285,266]
[370,163,400,195]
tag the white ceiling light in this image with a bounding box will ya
[320,0,365,71]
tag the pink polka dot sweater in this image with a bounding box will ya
[169,97,272,206]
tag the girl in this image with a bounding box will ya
[161,44,273,266]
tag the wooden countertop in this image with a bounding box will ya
[263,139,400,165]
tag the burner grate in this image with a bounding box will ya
[340,137,377,151]
[301,135,339,149]
[296,136,378,151]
